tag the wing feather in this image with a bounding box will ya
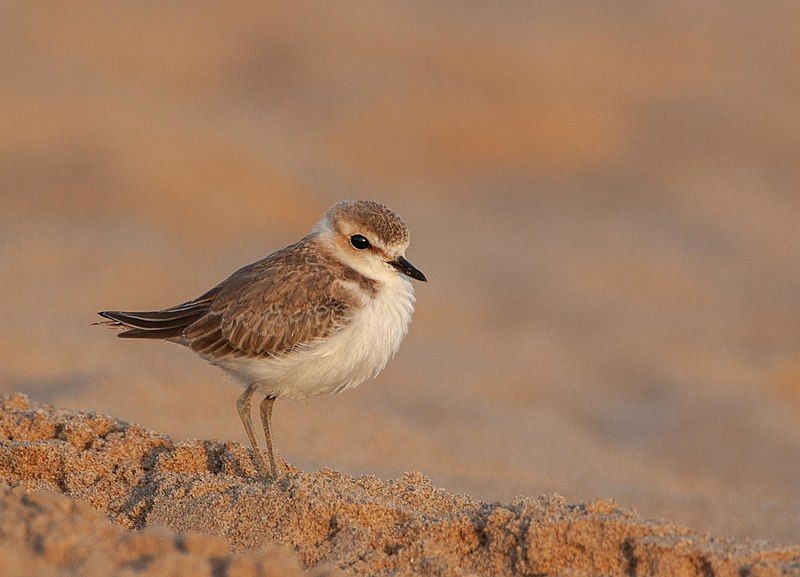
[183,240,360,360]
[98,287,221,339]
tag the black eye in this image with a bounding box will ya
[350,234,370,250]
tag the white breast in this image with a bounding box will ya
[216,276,415,399]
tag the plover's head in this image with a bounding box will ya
[315,200,427,283]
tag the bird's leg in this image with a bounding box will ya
[237,383,267,475]
[259,396,282,477]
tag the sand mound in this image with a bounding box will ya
[0,485,334,577]
[0,394,798,577]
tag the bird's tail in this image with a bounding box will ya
[96,288,219,340]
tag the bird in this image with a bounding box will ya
[97,200,426,478]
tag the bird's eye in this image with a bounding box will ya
[350,234,371,250]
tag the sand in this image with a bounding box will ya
[0,486,335,577]
[1,394,797,577]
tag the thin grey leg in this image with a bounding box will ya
[259,396,281,477]
[237,383,266,475]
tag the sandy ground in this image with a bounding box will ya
[1,1,800,550]
[1,394,799,577]
[0,485,335,577]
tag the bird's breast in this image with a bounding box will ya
[340,276,416,378]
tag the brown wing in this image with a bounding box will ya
[183,240,358,360]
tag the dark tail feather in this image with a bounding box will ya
[97,307,206,340]
[98,309,205,330]
[97,287,219,340]
[117,326,190,339]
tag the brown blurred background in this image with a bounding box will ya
[1,2,799,544]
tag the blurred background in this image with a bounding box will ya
[1,2,799,544]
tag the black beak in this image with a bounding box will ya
[390,256,427,282]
